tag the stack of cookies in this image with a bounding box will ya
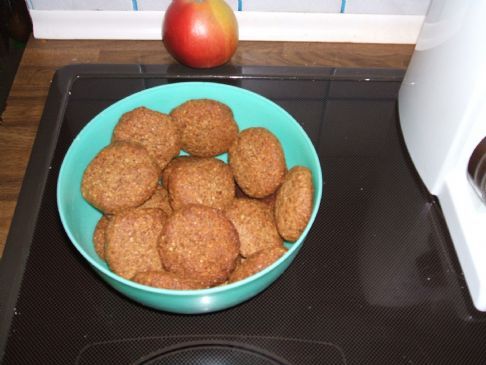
[81,99,314,290]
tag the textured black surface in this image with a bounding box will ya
[1,65,486,364]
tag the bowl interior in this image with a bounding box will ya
[57,81,323,299]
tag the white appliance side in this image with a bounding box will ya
[398,0,486,194]
[399,0,486,311]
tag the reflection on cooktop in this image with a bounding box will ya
[77,336,345,365]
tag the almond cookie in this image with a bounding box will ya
[81,141,159,214]
[105,208,167,280]
[159,204,240,287]
[274,166,314,242]
[112,107,181,171]
[229,246,287,283]
[170,99,238,157]
[229,127,286,198]
[224,198,282,258]
[132,270,205,290]
[168,157,235,211]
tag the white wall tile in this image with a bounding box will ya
[137,0,239,11]
[345,0,430,15]
[27,0,430,14]
[243,0,341,13]
[137,0,172,11]
[30,0,133,11]
[226,0,240,11]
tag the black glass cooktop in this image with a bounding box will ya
[1,64,486,364]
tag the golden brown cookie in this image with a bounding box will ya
[93,215,111,260]
[274,166,314,242]
[138,185,173,216]
[159,204,240,287]
[160,155,196,188]
[105,208,167,280]
[170,99,238,157]
[224,198,282,257]
[229,127,286,198]
[81,141,159,214]
[229,246,287,283]
[259,191,277,211]
[168,157,235,211]
[235,184,249,199]
[132,270,206,290]
[112,107,181,171]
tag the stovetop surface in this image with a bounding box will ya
[1,65,486,364]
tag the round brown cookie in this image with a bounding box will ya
[160,155,196,188]
[236,184,276,209]
[81,141,159,214]
[274,166,314,242]
[168,157,235,211]
[235,184,249,199]
[105,208,167,280]
[224,198,282,258]
[138,185,173,216]
[259,191,277,211]
[93,215,111,260]
[112,107,181,171]
[229,246,287,283]
[132,270,206,290]
[229,127,286,198]
[159,204,240,287]
[170,99,238,157]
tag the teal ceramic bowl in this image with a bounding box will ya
[57,82,323,314]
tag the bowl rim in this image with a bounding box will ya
[57,81,323,297]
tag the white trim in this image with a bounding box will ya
[238,12,423,43]
[29,10,424,44]
[30,10,163,40]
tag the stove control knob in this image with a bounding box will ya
[468,136,486,204]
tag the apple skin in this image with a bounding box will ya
[163,0,239,68]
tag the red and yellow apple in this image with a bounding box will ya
[163,0,239,68]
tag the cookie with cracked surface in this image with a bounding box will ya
[158,204,240,287]
[224,198,282,258]
[274,166,314,242]
[93,215,111,260]
[105,208,167,280]
[132,270,206,290]
[138,185,173,217]
[160,155,196,188]
[229,246,287,283]
[81,141,159,214]
[170,99,238,157]
[168,157,235,211]
[112,107,181,171]
[229,127,286,198]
